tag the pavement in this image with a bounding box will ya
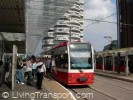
[95,69,133,83]
[0,77,75,100]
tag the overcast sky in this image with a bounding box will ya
[83,0,117,51]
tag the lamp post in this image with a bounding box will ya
[104,36,112,50]
[69,26,71,42]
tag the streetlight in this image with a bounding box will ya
[69,26,71,42]
[104,36,112,42]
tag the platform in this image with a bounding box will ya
[95,69,133,83]
[0,78,75,100]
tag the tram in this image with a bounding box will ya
[45,41,94,85]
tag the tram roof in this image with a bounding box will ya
[41,41,90,55]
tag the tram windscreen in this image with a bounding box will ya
[70,43,92,69]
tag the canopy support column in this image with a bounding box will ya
[112,54,115,72]
[125,52,129,76]
[102,56,105,71]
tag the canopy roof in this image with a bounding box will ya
[0,0,25,33]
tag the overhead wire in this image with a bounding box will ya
[84,13,117,29]
[84,18,117,24]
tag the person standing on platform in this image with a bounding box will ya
[42,57,46,79]
[46,57,51,78]
[4,58,11,83]
[16,58,24,84]
[51,57,56,74]
[36,58,46,90]
[25,55,35,85]
[128,58,132,75]
[0,60,3,86]
[32,58,37,81]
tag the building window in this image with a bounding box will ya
[58,29,63,31]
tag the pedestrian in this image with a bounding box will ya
[51,57,56,74]
[25,55,35,85]
[36,58,46,90]
[0,60,3,86]
[4,58,11,83]
[16,58,24,84]
[46,57,51,78]
[41,57,46,79]
[22,59,28,79]
[32,58,37,81]
[128,58,132,75]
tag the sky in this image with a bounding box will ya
[83,0,117,51]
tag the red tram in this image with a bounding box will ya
[45,41,94,85]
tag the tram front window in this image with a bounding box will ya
[71,57,92,69]
[70,43,92,69]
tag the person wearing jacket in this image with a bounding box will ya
[36,58,46,90]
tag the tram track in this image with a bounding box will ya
[89,86,119,100]
[68,86,119,100]
[95,75,133,86]
[50,76,130,100]
[111,78,133,86]
[50,77,119,100]
[95,78,133,91]
[50,76,126,100]
[95,75,133,91]
[69,87,89,100]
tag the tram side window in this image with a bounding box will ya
[88,58,92,65]
[61,53,68,69]
[55,55,61,68]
